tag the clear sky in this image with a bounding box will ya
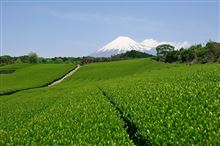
[1,0,219,57]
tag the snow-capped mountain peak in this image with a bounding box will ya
[141,39,190,50]
[97,36,144,52]
[141,39,159,50]
[91,36,189,57]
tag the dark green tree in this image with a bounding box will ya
[28,52,38,63]
[205,42,220,62]
[165,50,178,63]
[156,44,175,61]
[179,48,194,63]
[0,55,14,65]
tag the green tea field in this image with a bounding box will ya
[0,64,75,95]
[0,59,220,145]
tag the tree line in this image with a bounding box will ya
[0,50,151,66]
[1,41,219,66]
[155,41,220,63]
[81,50,152,64]
[0,52,81,66]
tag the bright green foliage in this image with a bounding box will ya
[0,64,75,94]
[100,67,220,145]
[0,86,133,145]
[66,59,220,145]
[0,59,220,145]
[67,59,171,82]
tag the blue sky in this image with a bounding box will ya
[1,0,219,57]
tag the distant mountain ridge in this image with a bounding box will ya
[91,36,189,57]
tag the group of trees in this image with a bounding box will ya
[0,52,38,65]
[155,41,220,63]
[112,50,152,59]
[0,50,152,66]
[81,50,152,64]
[0,52,81,66]
[38,57,81,64]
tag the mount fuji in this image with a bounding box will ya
[91,36,189,57]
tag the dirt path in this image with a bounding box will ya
[48,64,80,87]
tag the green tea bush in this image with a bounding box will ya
[0,64,75,94]
[1,59,219,145]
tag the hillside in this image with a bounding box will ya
[0,64,75,94]
[1,59,220,145]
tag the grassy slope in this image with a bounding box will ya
[0,64,75,94]
[1,59,220,145]
[61,59,173,87]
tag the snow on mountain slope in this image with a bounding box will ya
[91,36,151,57]
[142,39,189,50]
[91,36,189,57]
